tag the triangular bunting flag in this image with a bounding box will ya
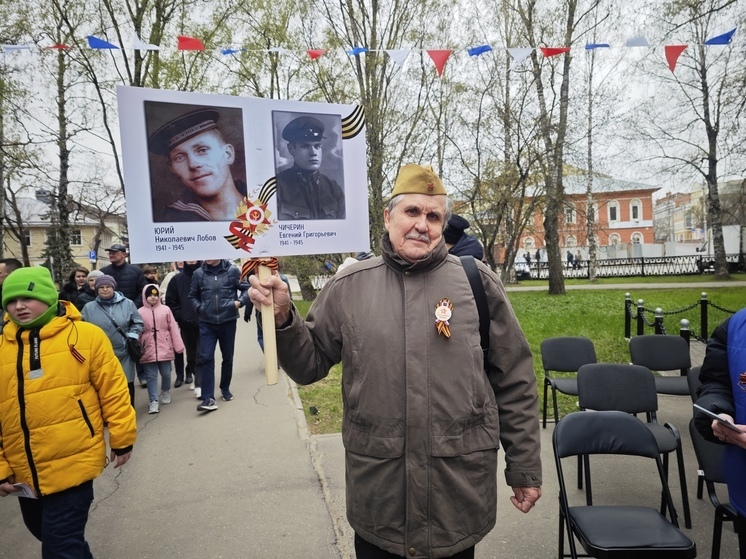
[664,45,687,73]
[177,36,205,51]
[268,47,286,54]
[221,48,244,55]
[2,44,32,52]
[133,35,160,51]
[507,47,533,69]
[385,49,410,71]
[47,44,71,50]
[467,44,492,57]
[346,46,368,56]
[625,36,650,47]
[426,49,452,77]
[87,36,118,49]
[585,43,610,50]
[540,47,570,58]
[704,28,736,45]
[307,49,327,60]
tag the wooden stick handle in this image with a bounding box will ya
[258,265,278,385]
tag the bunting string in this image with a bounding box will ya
[1,27,737,76]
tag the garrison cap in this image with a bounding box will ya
[282,116,326,143]
[148,108,220,156]
[391,164,446,197]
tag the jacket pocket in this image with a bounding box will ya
[77,400,95,437]
[342,413,405,458]
[431,414,500,457]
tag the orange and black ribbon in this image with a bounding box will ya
[435,298,453,338]
[241,257,279,281]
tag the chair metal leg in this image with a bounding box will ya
[675,444,692,529]
[698,474,704,499]
[712,511,723,559]
[543,379,550,429]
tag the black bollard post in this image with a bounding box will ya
[700,292,709,340]
[624,293,632,338]
[637,299,645,336]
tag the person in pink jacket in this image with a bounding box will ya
[139,284,185,414]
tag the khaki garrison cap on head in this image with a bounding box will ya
[148,108,220,156]
[391,164,446,197]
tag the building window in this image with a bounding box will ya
[564,205,576,225]
[565,235,577,248]
[24,231,31,247]
[631,232,643,244]
[630,199,642,221]
[608,201,619,222]
[71,229,82,246]
[523,237,535,250]
[609,233,621,246]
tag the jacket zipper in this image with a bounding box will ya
[15,329,41,496]
[77,400,95,437]
[151,307,158,361]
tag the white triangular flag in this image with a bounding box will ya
[625,36,650,48]
[507,47,533,69]
[385,49,410,72]
[133,35,160,51]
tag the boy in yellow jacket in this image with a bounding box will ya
[0,267,136,558]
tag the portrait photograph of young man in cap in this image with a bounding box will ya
[273,112,345,221]
[145,101,247,222]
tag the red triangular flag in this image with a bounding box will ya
[426,49,452,77]
[540,47,570,58]
[177,36,205,51]
[47,43,71,50]
[307,49,327,60]
[665,45,687,73]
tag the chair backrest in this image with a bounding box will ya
[577,363,658,415]
[540,336,597,373]
[630,334,691,372]
[554,410,660,459]
[688,418,726,485]
[687,365,702,403]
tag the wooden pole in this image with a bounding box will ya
[258,264,278,385]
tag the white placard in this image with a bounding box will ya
[117,86,369,263]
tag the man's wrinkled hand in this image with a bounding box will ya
[510,486,541,513]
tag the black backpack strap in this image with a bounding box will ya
[460,256,489,369]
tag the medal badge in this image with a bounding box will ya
[739,371,746,391]
[435,298,453,338]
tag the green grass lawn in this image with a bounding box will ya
[294,284,744,435]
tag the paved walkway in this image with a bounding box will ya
[0,290,738,558]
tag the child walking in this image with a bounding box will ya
[139,284,184,414]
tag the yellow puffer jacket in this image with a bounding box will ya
[0,301,136,497]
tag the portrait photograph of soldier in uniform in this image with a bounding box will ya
[145,102,247,222]
[272,111,346,221]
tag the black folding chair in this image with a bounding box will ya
[541,337,597,428]
[554,410,696,558]
[629,334,691,397]
[689,418,737,559]
[577,363,692,529]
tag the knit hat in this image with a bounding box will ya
[144,284,159,299]
[87,269,104,281]
[2,267,60,328]
[443,215,470,245]
[94,275,117,290]
[391,164,446,197]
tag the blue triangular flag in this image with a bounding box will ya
[704,28,736,45]
[467,44,493,57]
[346,46,369,56]
[585,43,610,50]
[221,48,243,55]
[87,36,118,49]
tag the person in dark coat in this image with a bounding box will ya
[166,261,203,393]
[59,267,89,310]
[100,244,148,308]
[276,116,345,220]
[443,214,484,260]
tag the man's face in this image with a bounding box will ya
[108,250,126,266]
[203,259,221,266]
[169,131,235,200]
[384,194,446,263]
[288,141,322,171]
[0,264,9,285]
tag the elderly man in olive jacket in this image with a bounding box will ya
[248,164,541,559]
